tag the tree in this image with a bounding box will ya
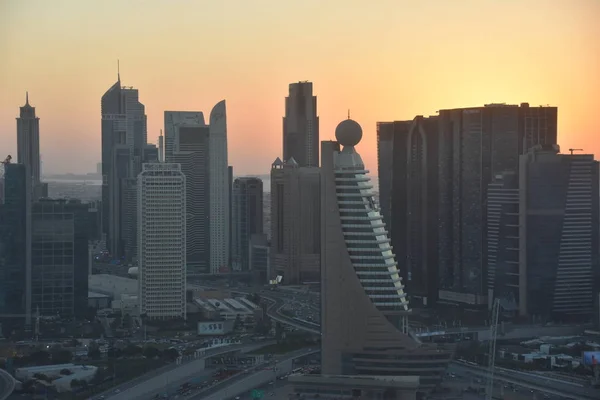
[52,349,73,364]
[60,368,72,376]
[123,344,142,357]
[70,379,81,389]
[143,346,160,359]
[29,350,51,366]
[88,348,101,360]
[163,348,179,362]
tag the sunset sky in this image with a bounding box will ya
[1,0,599,175]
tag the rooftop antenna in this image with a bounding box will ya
[26,91,29,105]
[117,59,120,82]
[347,109,350,119]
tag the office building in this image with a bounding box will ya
[164,102,230,274]
[249,233,270,283]
[16,93,47,200]
[488,145,599,322]
[228,166,233,267]
[0,163,32,327]
[437,103,557,305]
[138,163,186,320]
[31,199,90,318]
[321,119,452,392]
[283,81,319,167]
[377,116,440,306]
[100,73,147,260]
[270,158,320,284]
[165,111,209,275]
[232,177,263,271]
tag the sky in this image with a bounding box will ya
[1,0,599,175]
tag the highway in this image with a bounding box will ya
[193,348,319,400]
[449,362,599,400]
[93,342,273,400]
[0,369,15,400]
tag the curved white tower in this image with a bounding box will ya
[209,100,230,273]
[333,119,410,312]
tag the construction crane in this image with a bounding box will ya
[569,148,584,155]
[485,298,500,400]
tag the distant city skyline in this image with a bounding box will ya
[2,0,599,175]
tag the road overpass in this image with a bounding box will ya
[93,342,273,400]
[0,368,15,400]
[192,348,319,400]
[450,361,599,400]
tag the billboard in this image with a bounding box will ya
[582,351,600,366]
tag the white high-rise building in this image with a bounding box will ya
[137,163,186,320]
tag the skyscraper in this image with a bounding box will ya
[283,81,319,167]
[164,104,230,275]
[138,163,186,320]
[16,93,46,199]
[31,199,90,318]
[437,103,557,305]
[488,145,599,322]
[101,72,147,260]
[377,116,440,306]
[208,101,230,273]
[232,177,264,271]
[0,163,32,327]
[270,158,320,284]
[320,120,452,392]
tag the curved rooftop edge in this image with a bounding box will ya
[209,99,227,129]
[0,368,15,400]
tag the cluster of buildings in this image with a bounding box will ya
[377,105,600,322]
[0,95,102,331]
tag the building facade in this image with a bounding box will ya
[16,93,46,200]
[270,158,320,284]
[437,103,557,305]
[100,75,148,260]
[164,103,230,274]
[232,177,264,271]
[283,81,319,167]
[377,116,440,306]
[0,163,32,327]
[165,111,210,275]
[249,233,270,283]
[31,199,90,318]
[489,145,599,322]
[137,163,186,320]
[321,120,452,393]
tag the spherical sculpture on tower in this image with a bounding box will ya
[335,119,363,147]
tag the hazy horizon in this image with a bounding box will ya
[2,0,599,175]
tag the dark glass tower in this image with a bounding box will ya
[31,199,90,318]
[232,177,264,271]
[0,163,32,329]
[437,103,557,305]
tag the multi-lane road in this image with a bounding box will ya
[194,348,318,400]
[450,362,599,400]
[0,369,15,400]
[92,342,273,400]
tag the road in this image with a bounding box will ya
[450,362,599,400]
[258,293,320,335]
[0,369,15,400]
[93,342,273,400]
[194,348,318,400]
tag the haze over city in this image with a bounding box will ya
[1,0,599,174]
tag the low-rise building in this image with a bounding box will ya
[289,374,419,400]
